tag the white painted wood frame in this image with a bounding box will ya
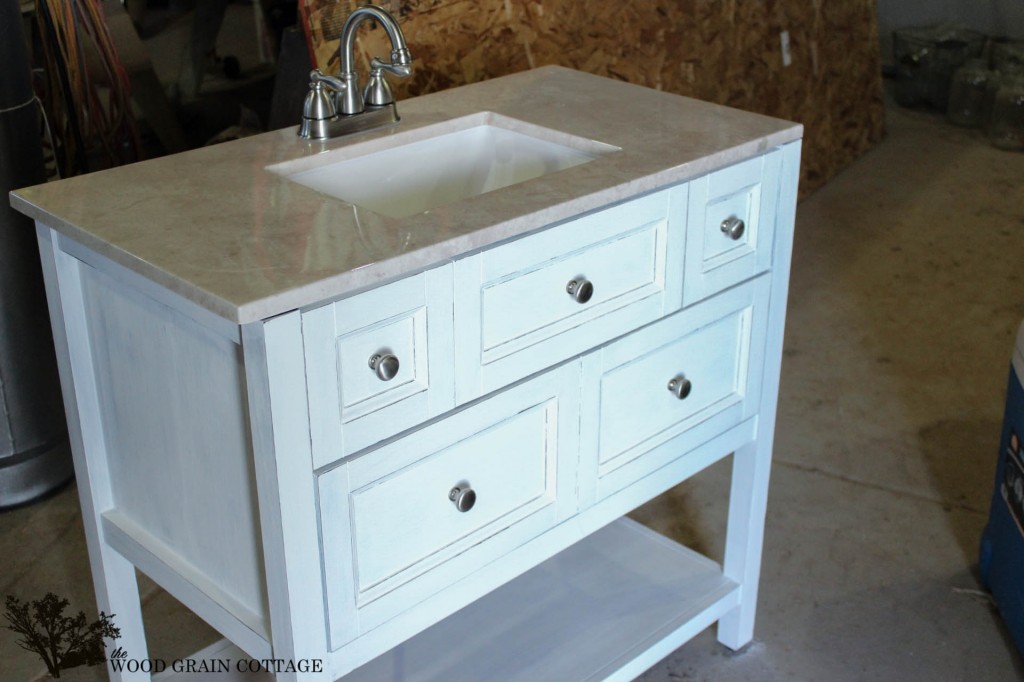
[30,138,801,681]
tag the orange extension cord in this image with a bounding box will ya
[36,0,140,176]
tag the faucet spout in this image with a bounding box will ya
[297,4,413,139]
[337,4,413,115]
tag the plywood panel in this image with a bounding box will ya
[300,0,883,195]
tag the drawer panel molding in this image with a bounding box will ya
[318,361,581,646]
[684,151,782,304]
[455,185,686,401]
[303,266,455,466]
[580,278,771,504]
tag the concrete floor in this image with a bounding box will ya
[3,94,1024,680]
[638,101,1024,680]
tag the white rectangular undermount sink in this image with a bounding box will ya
[267,112,620,218]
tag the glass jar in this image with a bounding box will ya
[947,59,993,127]
[981,66,1024,134]
[892,25,986,109]
[992,39,1024,73]
[990,76,1024,151]
[892,27,933,107]
[929,32,985,108]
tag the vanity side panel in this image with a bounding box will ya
[68,245,269,633]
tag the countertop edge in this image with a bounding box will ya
[233,131,803,324]
[14,191,243,323]
[11,66,804,327]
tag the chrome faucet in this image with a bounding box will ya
[299,5,413,140]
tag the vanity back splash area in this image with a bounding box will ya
[11,64,801,680]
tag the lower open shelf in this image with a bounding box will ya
[158,517,739,681]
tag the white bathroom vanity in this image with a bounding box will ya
[11,66,801,681]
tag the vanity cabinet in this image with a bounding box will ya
[12,67,801,681]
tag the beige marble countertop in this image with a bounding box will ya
[10,66,801,324]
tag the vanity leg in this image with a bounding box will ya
[81,550,149,681]
[717,139,800,650]
[37,226,151,679]
[717,440,771,650]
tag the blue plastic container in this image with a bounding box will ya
[980,321,1024,655]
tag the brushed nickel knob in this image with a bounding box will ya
[667,375,692,400]
[449,485,476,512]
[566,278,594,304]
[721,216,745,240]
[368,353,400,381]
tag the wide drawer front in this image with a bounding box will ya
[454,185,686,401]
[303,266,455,467]
[684,151,781,305]
[318,361,580,646]
[580,277,770,504]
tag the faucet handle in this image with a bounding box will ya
[363,69,394,107]
[310,69,346,93]
[299,72,342,139]
[302,79,337,120]
[364,57,412,107]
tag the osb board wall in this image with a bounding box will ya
[300,0,885,194]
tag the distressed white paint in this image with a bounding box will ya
[242,315,331,681]
[343,518,739,681]
[718,140,801,648]
[453,184,687,401]
[684,150,781,305]
[35,139,800,681]
[579,278,770,503]
[304,266,455,466]
[155,517,735,682]
[319,361,580,643]
[71,256,268,630]
[37,227,152,680]
[102,512,271,659]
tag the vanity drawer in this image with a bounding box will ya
[454,185,686,401]
[317,361,580,645]
[303,266,455,467]
[683,151,782,305]
[579,277,770,503]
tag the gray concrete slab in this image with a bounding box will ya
[635,102,1024,680]
[776,104,1024,508]
[637,459,1024,680]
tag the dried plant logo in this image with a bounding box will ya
[4,593,120,679]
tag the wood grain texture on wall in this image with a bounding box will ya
[301,0,885,194]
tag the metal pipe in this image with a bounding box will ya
[0,0,73,507]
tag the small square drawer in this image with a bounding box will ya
[317,361,580,646]
[683,150,782,305]
[579,277,769,503]
[303,266,454,467]
[454,185,686,401]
